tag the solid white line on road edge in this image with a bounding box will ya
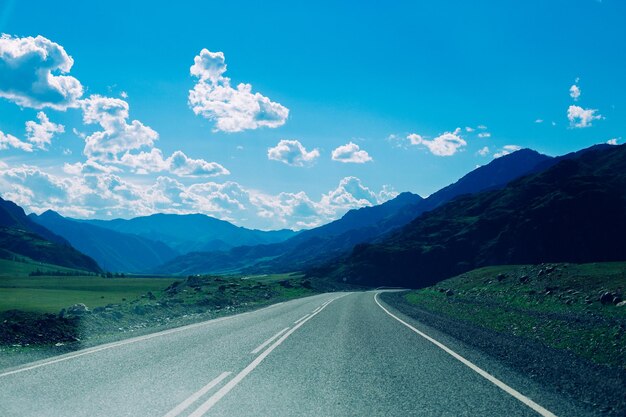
[374,293,558,417]
[293,314,310,324]
[162,372,231,417]
[187,293,350,417]
[0,300,295,379]
[250,327,290,354]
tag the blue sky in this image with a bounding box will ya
[0,0,624,229]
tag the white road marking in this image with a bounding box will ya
[0,299,296,378]
[374,292,558,417]
[250,327,290,354]
[293,314,310,324]
[187,293,349,417]
[162,371,231,417]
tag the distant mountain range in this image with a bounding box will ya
[82,213,297,254]
[311,144,626,288]
[0,197,100,272]
[30,211,178,273]
[156,148,553,275]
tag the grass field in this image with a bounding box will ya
[0,258,180,313]
[404,262,626,368]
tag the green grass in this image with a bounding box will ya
[0,258,180,313]
[403,262,626,368]
[0,258,86,277]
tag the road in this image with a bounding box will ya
[0,291,591,416]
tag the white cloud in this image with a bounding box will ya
[477,125,487,130]
[607,138,620,145]
[567,105,602,128]
[267,139,319,167]
[320,176,379,213]
[0,161,395,230]
[188,48,289,132]
[120,149,230,177]
[0,34,83,110]
[494,145,522,158]
[465,127,474,132]
[25,112,64,150]
[407,128,467,156]
[535,119,544,124]
[331,142,372,163]
[0,130,33,152]
[477,132,491,138]
[477,146,490,156]
[80,95,158,161]
[569,84,581,101]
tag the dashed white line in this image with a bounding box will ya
[250,327,290,354]
[187,293,349,417]
[374,292,558,417]
[162,371,231,417]
[293,314,310,324]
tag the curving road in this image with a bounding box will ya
[0,292,591,416]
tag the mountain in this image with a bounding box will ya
[82,213,297,254]
[0,197,100,272]
[154,193,425,275]
[157,148,552,275]
[314,144,626,288]
[30,210,178,273]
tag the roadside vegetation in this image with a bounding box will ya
[0,258,319,369]
[400,262,626,369]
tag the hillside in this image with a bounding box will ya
[0,197,101,272]
[83,213,296,254]
[315,144,626,288]
[31,211,178,273]
[157,149,552,275]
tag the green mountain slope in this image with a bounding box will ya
[313,144,626,288]
[0,197,100,272]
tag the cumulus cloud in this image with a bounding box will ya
[25,112,64,149]
[407,128,467,156]
[569,84,581,101]
[188,48,289,132]
[0,34,83,109]
[607,138,619,145]
[267,139,319,167]
[567,105,602,128]
[331,142,372,163]
[477,132,491,138]
[0,160,395,230]
[477,146,490,156]
[494,145,522,158]
[120,149,229,177]
[0,130,33,152]
[80,95,158,161]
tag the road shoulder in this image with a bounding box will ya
[379,291,626,417]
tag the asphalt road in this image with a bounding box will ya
[0,291,592,416]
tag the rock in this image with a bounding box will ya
[519,275,530,284]
[613,296,623,305]
[600,292,614,305]
[617,301,626,307]
[67,303,89,315]
[445,289,454,296]
[497,273,506,282]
